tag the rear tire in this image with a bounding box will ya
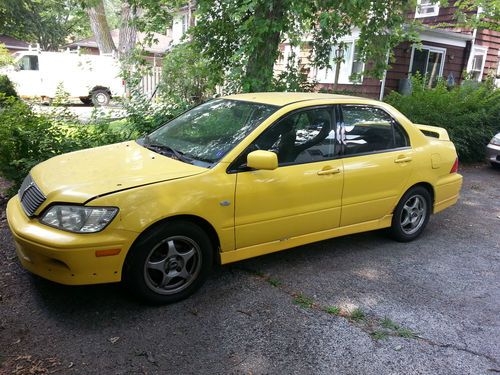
[123,221,213,304]
[91,89,111,107]
[390,186,431,242]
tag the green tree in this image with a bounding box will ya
[452,0,500,32]
[160,42,220,105]
[0,0,91,50]
[187,0,418,92]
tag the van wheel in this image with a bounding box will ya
[91,89,110,106]
[390,186,431,242]
[123,221,213,304]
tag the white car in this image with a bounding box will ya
[487,133,500,168]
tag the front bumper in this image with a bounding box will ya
[6,196,136,285]
[486,144,500,165]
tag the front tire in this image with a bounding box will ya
[390,186,431,242]
[123,221,213,304]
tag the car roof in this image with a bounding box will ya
[223,92,372,107]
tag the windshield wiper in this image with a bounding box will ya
[143,135,193,164]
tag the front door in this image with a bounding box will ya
[233,106,344,249]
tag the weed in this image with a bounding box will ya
[350,308,365,321]
[381,317,400,330]
[371,331,389,340]
[396,327,416,338]
[293,294,314,309]
[267,278,281,287]
[324,306,341,315]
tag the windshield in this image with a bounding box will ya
[143,99,278,166]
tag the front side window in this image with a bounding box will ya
[244,107,337,166]
[415,0,440,17]
[19,55,39,71]
[146,99,278,166]
[410,46,445,87]
[341,106,408,155]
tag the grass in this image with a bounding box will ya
[396,327,416,338]
[381,317,400,330]
[350,308,365,321]
[267,278,281,287]
[370,331,389,340]
[324,306,341,315]
[293,293,314,309]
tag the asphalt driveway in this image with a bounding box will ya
[0,165,499,374]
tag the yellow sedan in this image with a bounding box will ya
[7,93,462,303]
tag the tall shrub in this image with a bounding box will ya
[385,77,500,162]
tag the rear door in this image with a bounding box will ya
[339,105,414,226]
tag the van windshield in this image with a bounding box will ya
[142,99,278,167]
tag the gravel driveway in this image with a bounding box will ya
[0,165,499,374]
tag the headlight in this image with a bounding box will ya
[490,135,500,146]
[40,205,118,233]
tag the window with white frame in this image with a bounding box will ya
[315,41,364,84]
[181,14,189,34]
[415,0,440,18]
[409,45,446,86]
[467,45,488,81]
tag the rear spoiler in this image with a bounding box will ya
[415,124,450,141]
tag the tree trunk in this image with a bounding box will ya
[118,3,142,57]
[87,0,116,54]
[243,0,283,92]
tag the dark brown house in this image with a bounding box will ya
[276,1,499,98]
[0,35,30,53]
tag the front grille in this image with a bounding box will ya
[18,174,46,217]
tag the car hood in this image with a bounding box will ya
[30,141,207,204]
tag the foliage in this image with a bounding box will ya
[120,50,186,136]
[0,44,14,68]
[0,75,18,100]
[385,76,500,162]
[450,0,500,32]
[160,42,220,106]
[137,0,417,93]
[273,50,316,92]
[0,0,91,50]
[0,96,125,191]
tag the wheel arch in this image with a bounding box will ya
[124,214,222,269]
[397,181,435,211]
[90,85,111,97]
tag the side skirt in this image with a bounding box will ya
[220,215,393,264]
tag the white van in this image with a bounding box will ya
[3,49,125,106]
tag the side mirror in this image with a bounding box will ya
[246,150,278,170]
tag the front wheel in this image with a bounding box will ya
[390,186,431,242]
[123,221,213,304]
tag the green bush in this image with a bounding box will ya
[0,96,126,193]
[0,75,18,100]
[385,77,500,162]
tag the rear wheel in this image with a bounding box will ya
[390,186,431,242]
[123,221,213,304]
[91,89,111,106]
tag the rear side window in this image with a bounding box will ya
[341,106,408,155]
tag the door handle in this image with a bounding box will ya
[317,167,341,175]
[394,156,412,163]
